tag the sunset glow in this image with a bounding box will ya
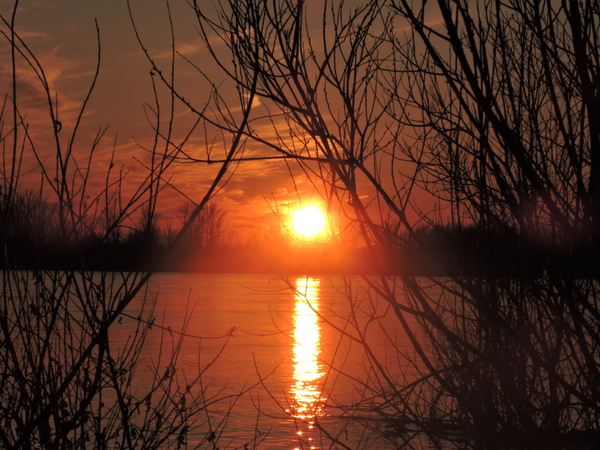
[291,206,326,239]
[290,277,325,421]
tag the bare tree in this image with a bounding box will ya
[179,200,227,249]
[384,1,600,446]
[0,1,255,448]
[145,0,600,447]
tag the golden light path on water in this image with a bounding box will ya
[288,277,326,449]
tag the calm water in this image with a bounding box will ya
[113,272,423,449]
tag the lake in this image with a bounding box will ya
[112,272,426,449]
[8,270,592,448]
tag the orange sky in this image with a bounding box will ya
[0,1,438,243]
[0,1,346,239]
[0,0,360,239]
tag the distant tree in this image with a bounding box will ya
[179,200,226,249]
[0,190,55,267]
[130,204,164,247]
[99,198,124,245]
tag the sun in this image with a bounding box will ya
[291,206,327,239]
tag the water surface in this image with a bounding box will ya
[114,272,420,449]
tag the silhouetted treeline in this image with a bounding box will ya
[400,222,599,278]
[4,190,596,276]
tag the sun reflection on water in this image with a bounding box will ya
[288,277,326,448]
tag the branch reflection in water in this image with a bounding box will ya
[288,277,326,448]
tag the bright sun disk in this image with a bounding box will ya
[291,206,326,239]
